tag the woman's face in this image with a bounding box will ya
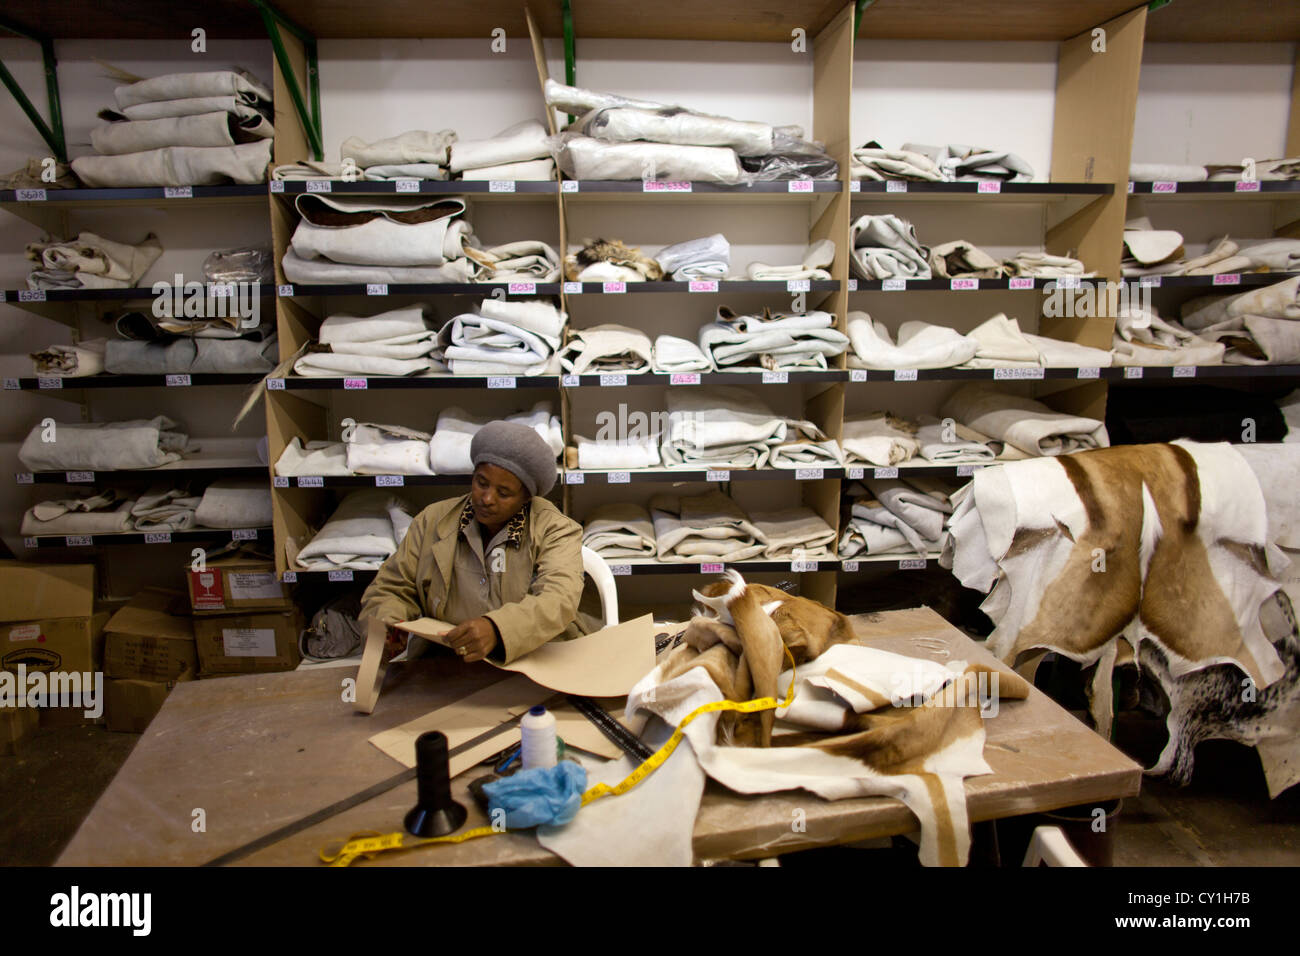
[471,463,529,531]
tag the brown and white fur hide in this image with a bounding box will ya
[563,238,664,282]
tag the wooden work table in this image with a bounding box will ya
[57,607,1142,866]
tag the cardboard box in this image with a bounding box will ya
[0,706,39,755]
[103,588,197,682]
[0,562,94,623]
[1,612,110,676]
[193,610,302,675]
[104,670,194,734]
[187,558,290,615]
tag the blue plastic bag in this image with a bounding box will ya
[483,761,588,829]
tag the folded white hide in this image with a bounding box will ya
[90,111,273,155]
[427,403,562,474]
[460,159,555,181]
[290,195,474,267]
[582,503,657,558]
[847,314,976,369]
[915,417,996,463]
[1112,306,1225,366]
[274,438,350,477]
[851,145,944,182]
[294,490,413,570]
[850,214,931,280]
[655,234,730,281]
[557,135,747,185]
[114,70,272,110]
[31,339,107,377]
[559,324,653,374]
[130,487,201,531]
[750,507,836,559]
[1004,251,1090,278]
[280,247,480,284]
[661,386,785,469]
[194,478,272,529]
[475,240,561,282]
[1128,163,1208,182]
[341,129,457,168]
[344,421,435,476]
[450,120,551,172]
[649,491,766,562]
[1239,239,1300,272]
[744,239,835,281]
[957,313,1041,368]
[940,383,1108,456]
[1181,276,1300,330]
[699,308,848,371]
[18,416,189,471]
[574,436,661,470]
[26,232,163,289]
[113,94,265,122]
[21,495,136,536]
[653,335,714,372]
[71,140,272,187]
[840,412,920,466]
[579,107,773,157]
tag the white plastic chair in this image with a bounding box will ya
[1022,826,1089,866]
[582,545,620,627]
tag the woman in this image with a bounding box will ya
[360,420,590,665]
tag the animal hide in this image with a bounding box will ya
[635,570,1030,865]
[943,440,1286,745]
[565,238,663,282]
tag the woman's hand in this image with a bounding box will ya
[444,617,499,663]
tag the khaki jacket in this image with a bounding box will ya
[359,494,585,664]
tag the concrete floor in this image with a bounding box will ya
[2,711,1297,866]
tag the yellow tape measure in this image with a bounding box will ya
[319,647,797,866]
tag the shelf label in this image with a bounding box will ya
[848,279,858,291]
[762,371,788,384]
[1172,365,1197,378]
[343,378,368,390]
[164,186,193,199]
[600,373,627,387]
[15,472,33,484]
[487,376,516,389]
[899,558,927,570]
[19,290,47,302]
[850,180,862,192]
[64,535,93,547]
[1008,276,1036,290]
[956,464,980,477]
[562,374,580,387]
[1212,273,1241,286]
[209,282,235,297]
[270,180,285,193]
[297,476,324,487]
[791,560,819,572]
[165,374,192,387]
[366,284,388,296]
[842,560,860,572]
[610,563,631,576]
[688,280,719,293]
[1152,181,1177,193]
[882,278,906,291]
[1126,181,1134,194]
[281,571,297,583]
[795,468,824,481]
[977,181,1001,194]
[328,569,353,582]
[306,179,333,192]
[16,188,47,201]
[144,532,172,544]
[874,467,899,479]
[894,369,918,381]
[395,179,420,193]
[706,470,730,482]
[670,372,701,386]
[37,376,62,389]
[643,181,691,192]
[1055,275,1081,289]
[488,180,516,193]
[563,282,583,294]
[602,282,626,294]
[1139,276,1161,288]
[565,471,585,484]
[700,563,724,574]
[273,476,289,488]
[846,467,864,480]
[508,281,536,295]
[1124,366,1144,379]
[561,180,579,193]
[375,475,405,486]
[66,471,93,483]
[606,471,630,484]
[787,180,814,193]
[849,369,867,382]
[786,279,811,292]
[278,284,294,297]
[993,367,1045,380]
[886,180,907,193]
[1235,180,1261,193]
[23,537,37,549]
[267,377,285,390]
[950,278,979,291]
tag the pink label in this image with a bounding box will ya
[643,181,691,192]
[688,280,718,293]
[670,373,701,385]
[1008,277,1035,290]
[602,282,626,294]
[1234,181,1260,192]
[701,563,724,574]
[1212,273,1241,286]
[977,181,1001,193]
[343,378,367,389]
[508,282,536,294]
[1152,181,1177,193]
[950,278,979,291]
[787,180,814,192]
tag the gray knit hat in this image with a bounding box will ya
[470,421,557,497]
